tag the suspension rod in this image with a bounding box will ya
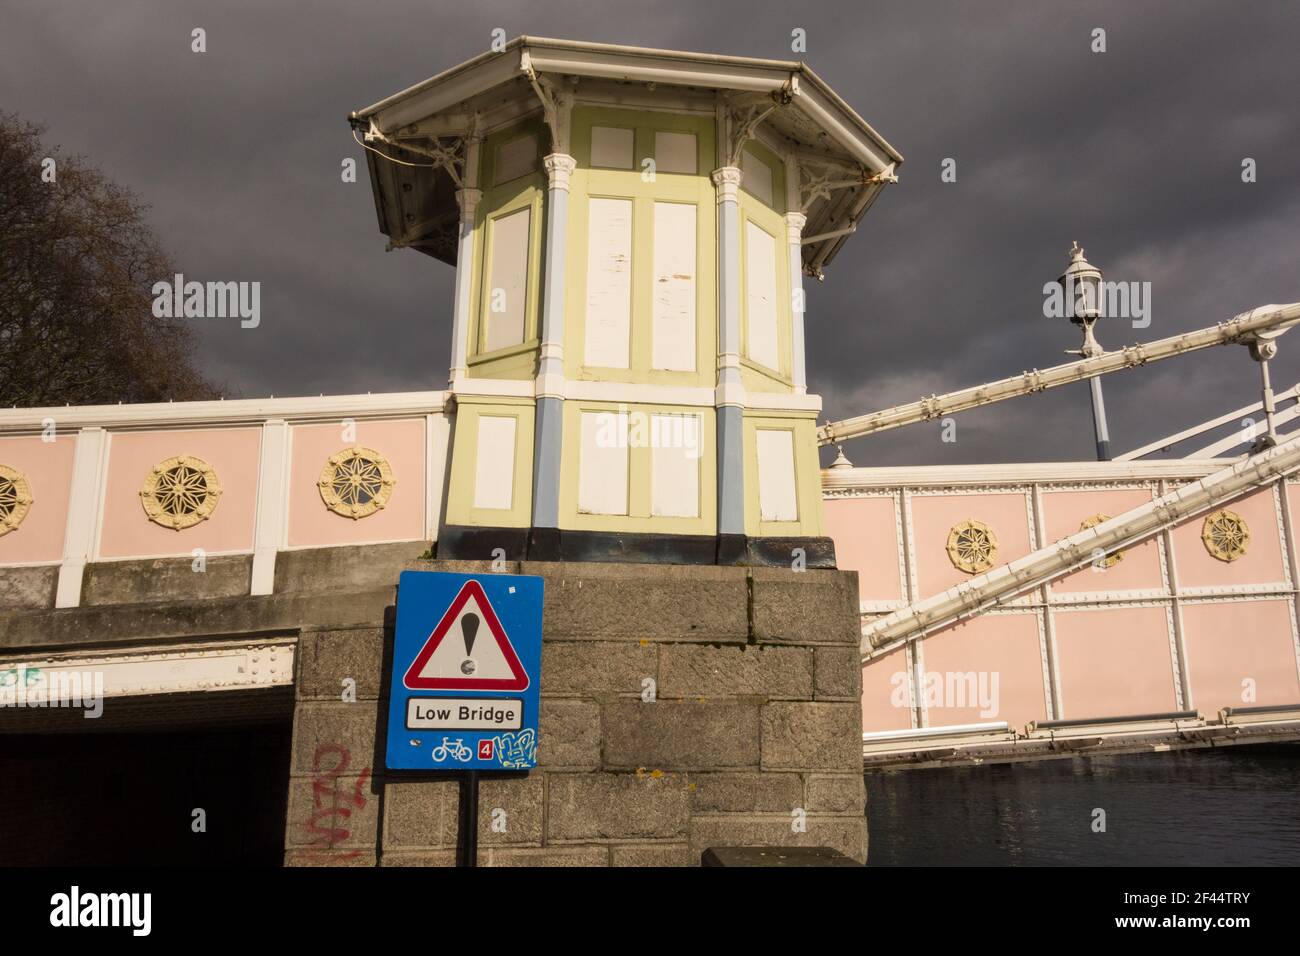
[817,302,1300,447]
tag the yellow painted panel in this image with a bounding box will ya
[483,205,531,352]
[738,192,793,388]
[742,139,787,215]
[469,118,545,379]
[445,398,535,528]
[742,411,823,537]
[565,107,717,389]
[558,399,716,535]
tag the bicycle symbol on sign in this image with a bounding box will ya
[430,737,473,763]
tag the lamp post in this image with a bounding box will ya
[1057,242,1111,461]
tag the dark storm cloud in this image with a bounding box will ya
[4,0,1297,465]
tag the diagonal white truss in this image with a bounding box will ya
[819,302,1300,447]
[1114,383,1300,460]
[1185,403,1300,459]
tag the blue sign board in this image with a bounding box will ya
[385,571,543,772]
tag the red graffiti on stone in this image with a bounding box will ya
[300,743,371,862]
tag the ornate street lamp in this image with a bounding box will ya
[1057,242,1111,460]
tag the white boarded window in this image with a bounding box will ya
[655,131,697,174]
[745,220,780,371]
[473,416,516,510]
[495,134,537,185]
[590,127,634,169]
[741,151,774,206]
[650,414,701,518]
[584,197,633,368]
[651,202,696,371]
[578,411,628,515]
[484,207,530,352]
[756,429,798,522]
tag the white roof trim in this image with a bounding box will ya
[352,36,902,170]
[0,390,448,433]
[821,459,1241,489]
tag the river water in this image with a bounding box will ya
[864,745,1300,866]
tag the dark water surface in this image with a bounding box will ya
[865,746,1300,866]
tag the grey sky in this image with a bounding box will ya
[5,0,1298,466]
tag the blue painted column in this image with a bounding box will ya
[531,153,576,533]
[712,166,746,543]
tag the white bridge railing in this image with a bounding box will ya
[818,301,1300,447]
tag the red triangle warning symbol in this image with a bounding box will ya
[402,580,529,691]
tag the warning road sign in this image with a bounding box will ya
[385,571,543,772]
[403,580,529,691]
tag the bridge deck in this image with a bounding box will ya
[863,706,1300,770]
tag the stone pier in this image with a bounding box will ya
[0,544,865,866]
[285,559,866,866]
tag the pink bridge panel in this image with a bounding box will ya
[287,419,426,548]
[0,435,77,564]
[910,492,1033,595]
[1169,486,1285,588]
[822,495,903,604]
[1053,605,1178,719]
[861,646,913,734]
[1181,600,1300,713]
[919,612,1047,731]
[1041,487,1162,592]
[99,428,260,559]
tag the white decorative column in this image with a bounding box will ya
[424,410,452,542]
[712,166,746,545]
[447,135,482,390]
[448,187,481,389]
[250,419,290,596]
[785,211,808,395]
[55,426,108,608]
[531,153,576,537]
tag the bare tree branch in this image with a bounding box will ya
[0,112,221,408]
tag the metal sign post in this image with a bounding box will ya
[459,771,480,868]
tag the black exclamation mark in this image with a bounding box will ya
[460,613,480,676]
